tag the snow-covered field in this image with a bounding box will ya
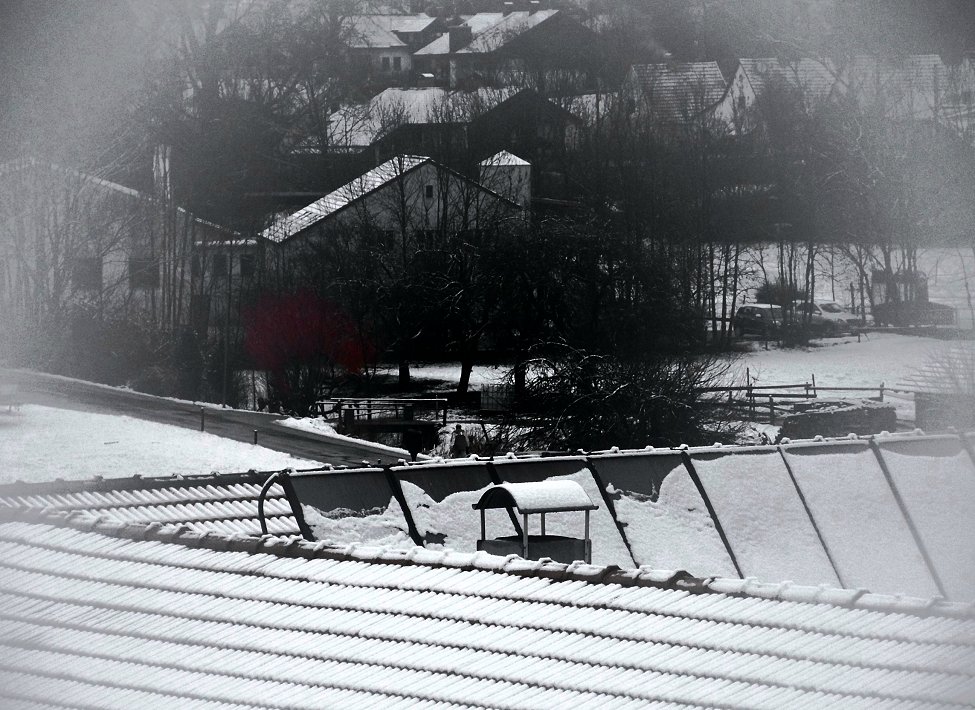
[0,405,322,483]
[731,332,947,390]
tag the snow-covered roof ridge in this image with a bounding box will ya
[14,506,973,620]
[480,149,530,166]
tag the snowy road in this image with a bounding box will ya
[0,369,409,467]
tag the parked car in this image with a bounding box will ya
[794,301,869,336]
[734,304,784,338]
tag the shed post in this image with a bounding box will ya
[522,513,529,559]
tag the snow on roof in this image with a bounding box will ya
[414,13,506,55]
[327,88,451,148]
[0,470,303,537]
[1,507,973,708]
[479,149,530,166]
[327,87,521,149]
[346,15,408,48]
[261,155,430,243]
[474,480,596,514]
[629,62,729,121]
[456,9,559,54]
[4,433,975,601]
[738,57,838,102]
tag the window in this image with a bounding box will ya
[72,257,102,291]
[393,56,402,72]
[239,253,255,279]
[128,256,160,289]
[211,252,228,277]
[381,56,391,71]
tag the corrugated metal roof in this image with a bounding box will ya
[0,508,972,708]
[629,62,728,121]
[0,470,303,537]
[4,433,975,603]
[261,155,430,243]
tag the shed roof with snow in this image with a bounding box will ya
[474,480,597,514]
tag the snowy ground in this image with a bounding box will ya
[730,332,949,391]
[0,405,322,483]
[374,363,508,387]
[729,332,956,423]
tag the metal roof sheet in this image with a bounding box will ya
[0,510,972,708]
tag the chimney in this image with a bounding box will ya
[503,2,514,16]
[448,25,472,52]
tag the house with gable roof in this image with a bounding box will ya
[347,14,447,83]
[261,153,527,260]
[0,157,239,340]
[323,87,579,200]
[717,57,840,132]
[624,61,731,130]
[414,9,599,90]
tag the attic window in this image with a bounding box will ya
[424,184,434,200]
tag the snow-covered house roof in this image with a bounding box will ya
[5,432,975,602]
[1,506,973,708]
[327,88,452,149]
[327,87,520,150]
[0,470,303,537]
[346,15,409,48]
[261,155,429,243]
[627,62,729,122]
[414,13,520,56]
[479,149,530,166]
[456,9,559,54]
[737,57,838,103]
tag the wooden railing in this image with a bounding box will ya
[314,397,448,426]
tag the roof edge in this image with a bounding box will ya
[7,506,972,619]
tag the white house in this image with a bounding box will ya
[262,154,527,257]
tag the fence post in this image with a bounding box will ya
[253,429,258,445]
[200,407,205,432]
[768,396,775,425]
[811,373,817,398]
[879,382,885,402]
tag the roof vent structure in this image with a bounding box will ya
[473,481,597,563]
